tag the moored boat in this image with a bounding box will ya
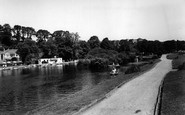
[110,71,119,75]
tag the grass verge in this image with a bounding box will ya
[161,54,185,115]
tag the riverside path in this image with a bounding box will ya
[78,55,172,115]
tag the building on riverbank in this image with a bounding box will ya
[0,49,22,66]
[38,57,63,65]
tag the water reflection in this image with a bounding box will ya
[0,64,111,114]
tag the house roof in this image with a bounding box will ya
[4,49,17,54]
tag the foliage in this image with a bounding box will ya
[87,36,100,49]
[52,30,81,61]
[90,57,109,69]
[86,48,118,64]
[136,40,163,55]
[0,24,13,47]
[128,54,136,62]
[17,39,40,64]
[100,37,114,50]
[125,64,140,74]
[115,52,129,65]
[37,40,58,58]
[77,59,91,68]
[78,40,90,58]
[36,29,50,42]
[178,62,185,70]
[2,23,185,67]
[119,40,133,52]
[166,54,178,60]
[163,40,176,53]
[171,54,185,69]
[12,25,36,41]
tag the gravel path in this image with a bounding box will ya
[79,55,172,115]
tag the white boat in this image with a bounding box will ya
[110,68,119,75]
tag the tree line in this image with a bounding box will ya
[0,23,185,66]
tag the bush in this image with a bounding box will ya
[115,53,129,65]
[125,64,140,74]
[90,58,109,69]
[149,60,154,64]
[178,62,185,70]
[166,54,178,60]
[152,55,158,59]
[86,48,118,64]
[77,59,91,68]
[128,54,136,62]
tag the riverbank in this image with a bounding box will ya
[0,60,79,71]
[76,55,171,115]
[27,59,161,115]
[160,54,185,115]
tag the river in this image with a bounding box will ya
[0,64,120,114]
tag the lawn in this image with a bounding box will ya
[161,53,185,115]
[166,53,185,69]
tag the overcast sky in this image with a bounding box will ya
[0,0,185,41]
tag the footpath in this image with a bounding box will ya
[77,55,172,115]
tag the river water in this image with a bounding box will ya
[0,64,118,114]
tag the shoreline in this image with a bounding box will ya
[77,55,171,115]
[73,59,160,115]
[0,60,79,71]
[27,59,161,115]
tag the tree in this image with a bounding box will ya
[36,29,50,42]
[86,48,118,64]
[3,24,11,33]
[21,26,27,41]
[0,25,3,31]
[163,40,176,53]
[52,30,79,60]
[25,27,35,39]
[78,40,90,58]
[17,39,40,64]
[119,39,133,53]
[115,52,129,65]
[58,45,73,61]
[70,32,80,44]
[136,39,149,54]
[87,36,100,49]
[38,40,58,58]
[112,40,120,51]
[0,24,13,47]
[12,25,22,42]
[100,37,114,50]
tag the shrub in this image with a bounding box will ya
[149,61,154,64]
[86,48,118,64]
[166,54,178,60]
[152,55,158,59]
[77,59,91,68]
[90,58,109,69]
[178,62,185,70]
[125,64,140,74]
[128,54,136,62]
[115,53,129,65]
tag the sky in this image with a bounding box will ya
[0,0,185,41]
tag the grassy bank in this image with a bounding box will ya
[161,54,185,115]
[166,53,185,69]
[28,59,160,115]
